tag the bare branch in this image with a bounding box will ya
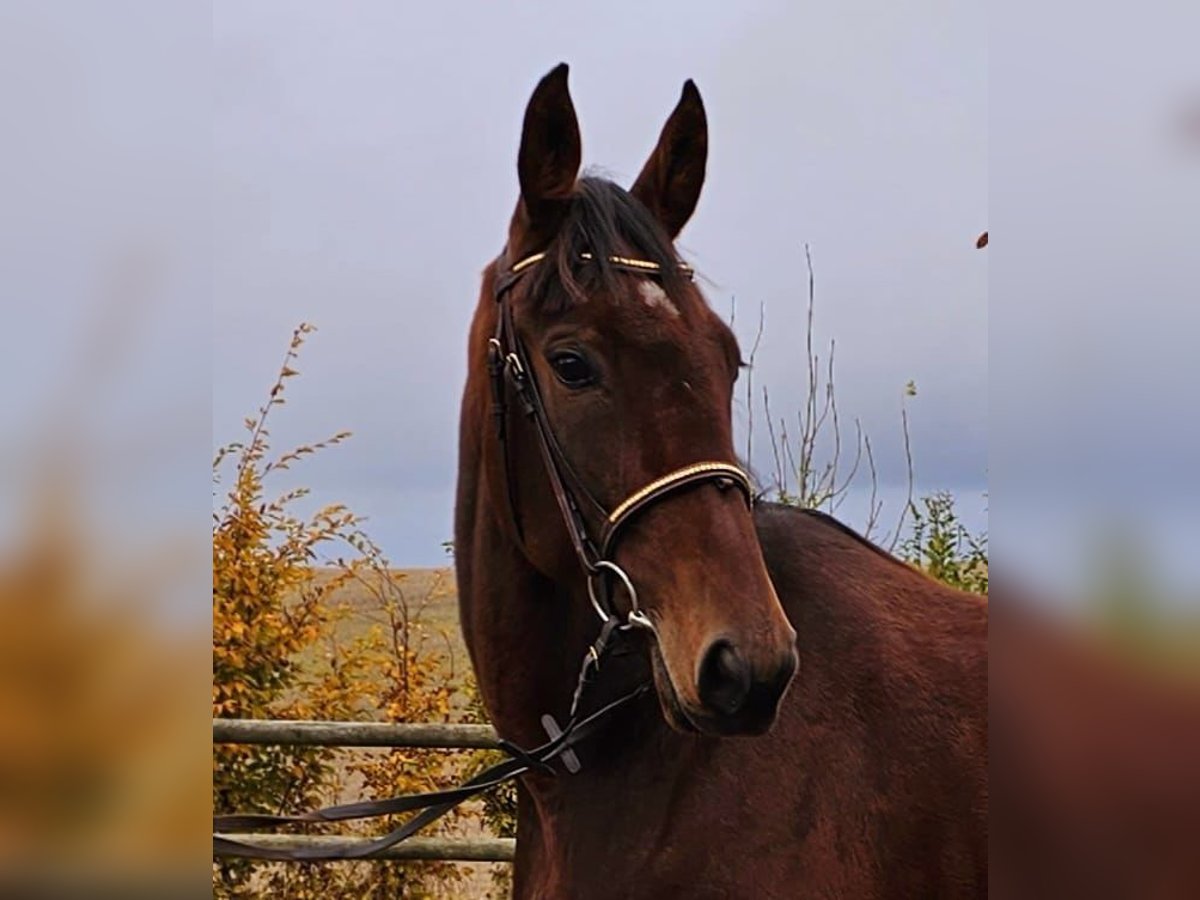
[744,301,766,466]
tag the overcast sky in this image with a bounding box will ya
[212,0,987,565]
[3,2,1195,596]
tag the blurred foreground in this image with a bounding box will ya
[0,478,209,898]
[991,586,1200,898]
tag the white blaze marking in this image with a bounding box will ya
[637,279,679,317]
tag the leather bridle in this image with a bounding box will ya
[213,249,755,862]
[488,247,753,628]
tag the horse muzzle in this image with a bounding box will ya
[691,638,798,735]
[652,636,798,736]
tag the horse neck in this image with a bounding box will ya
[471,559,599,745]
[454,358,606,749]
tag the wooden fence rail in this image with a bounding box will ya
[214,718,500,749]
[213,836,515,863]
[213,718,514,863]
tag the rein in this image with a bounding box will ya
[212,249,753,862]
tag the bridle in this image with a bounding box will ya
[213,248,755,862]
[487,246,753,629]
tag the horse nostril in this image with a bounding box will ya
[697,640,751,717]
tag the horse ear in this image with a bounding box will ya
[514,63,582,244]
[630,80,708,239]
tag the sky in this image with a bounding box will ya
[1,1,1195,598]
[990,2,1199,599]
[212,0,988,566]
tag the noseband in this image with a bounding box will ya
[488,247,753,629]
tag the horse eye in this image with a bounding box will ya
[548,350,595,388]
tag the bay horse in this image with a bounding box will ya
[455,64,988,898]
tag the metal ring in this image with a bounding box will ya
[586,560,639,625]
[626,608,657,634]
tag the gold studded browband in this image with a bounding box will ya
[507,250,695,280]
[491,250,696,298]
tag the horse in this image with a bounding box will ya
[454,64,988,899]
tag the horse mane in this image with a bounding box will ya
[526,174,690,313]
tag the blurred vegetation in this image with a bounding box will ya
[0,476,205,886]
[1083,525,1200,679]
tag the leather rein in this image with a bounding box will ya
[213,249,753,862]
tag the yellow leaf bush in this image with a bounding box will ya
[213,324,480,898]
